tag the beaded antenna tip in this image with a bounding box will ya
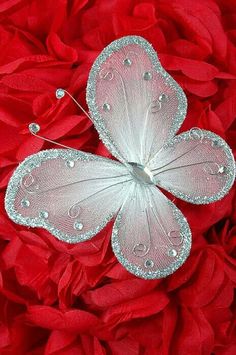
[29,123,40,134]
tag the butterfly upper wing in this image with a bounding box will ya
[112,183,191,279]
[148,130,235,204]
[5,149,132,243]
[86,36,187,165]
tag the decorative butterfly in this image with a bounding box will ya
[5,36,235,279]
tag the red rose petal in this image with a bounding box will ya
[1,73,54,92]
[27,306,99,333]
[47,33,78,63]
[160,54,219,81]
[103,291,169,324]
[45,330,78,354]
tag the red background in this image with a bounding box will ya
[0,0,236,354]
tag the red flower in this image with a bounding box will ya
[0,0,235,354]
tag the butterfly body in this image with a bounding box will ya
[128,163,155,185]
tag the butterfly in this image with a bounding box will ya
[5,36,235,279]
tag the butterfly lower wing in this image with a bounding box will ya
[5,149,131,243]
[86,36,187,164]
[111,184,191,279]
[148,129,235,204]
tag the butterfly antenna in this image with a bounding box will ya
[55,88,92,121]
[28,88,93,151]
[28,122,78,151]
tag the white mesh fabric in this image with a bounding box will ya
[112,183,191,279]
[8,149,132,242]
[148,130,235,204]
[87,37,186,165]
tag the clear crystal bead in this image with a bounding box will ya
[66,160,75,168]
[103,103,111,112]
[143,72,152,80]
[144,259,154,268]
[21,198,30,208]
[168,248,177,257]
[29,123,40,134]
[123,58,132,66]
[55,88,65,99]
[74,221,83,231]
[158,93,168,102]
[39,210,49,219]
[218,166,226,174]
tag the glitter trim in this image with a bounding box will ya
[158,130,235,204]
[4,149,123,244]
[111,199,192,280]
[86,35,187,163]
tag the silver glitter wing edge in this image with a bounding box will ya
[4,149,122,244]
[111,199,192,279]
[157,130,236,204]
[86,35,187,163]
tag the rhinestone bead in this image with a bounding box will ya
[55,88,65,99]
[158,93,168,102]
[21,198,30,208]
[144,259,154,268]
[74,221,83,231]
[168,248,177,257]
[66,160,75,168]
[39,210,49,219]
[143,72,152,80]
[103,103,111,112]
[123,58,132,66]
[218,166,226,174]
[28,123,40,134]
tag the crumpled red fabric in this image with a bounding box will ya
[0,0,236,354]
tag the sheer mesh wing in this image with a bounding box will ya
[112,183,191,279]
[148,129,235,204]
[5,149,132,243]
[86,36,187,165]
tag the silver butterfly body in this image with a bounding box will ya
[5,36,235,279]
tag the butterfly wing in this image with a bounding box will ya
[86,36,187,165]
[148,129,235,204]
[5,149,132,243]
[112,183,191,279]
